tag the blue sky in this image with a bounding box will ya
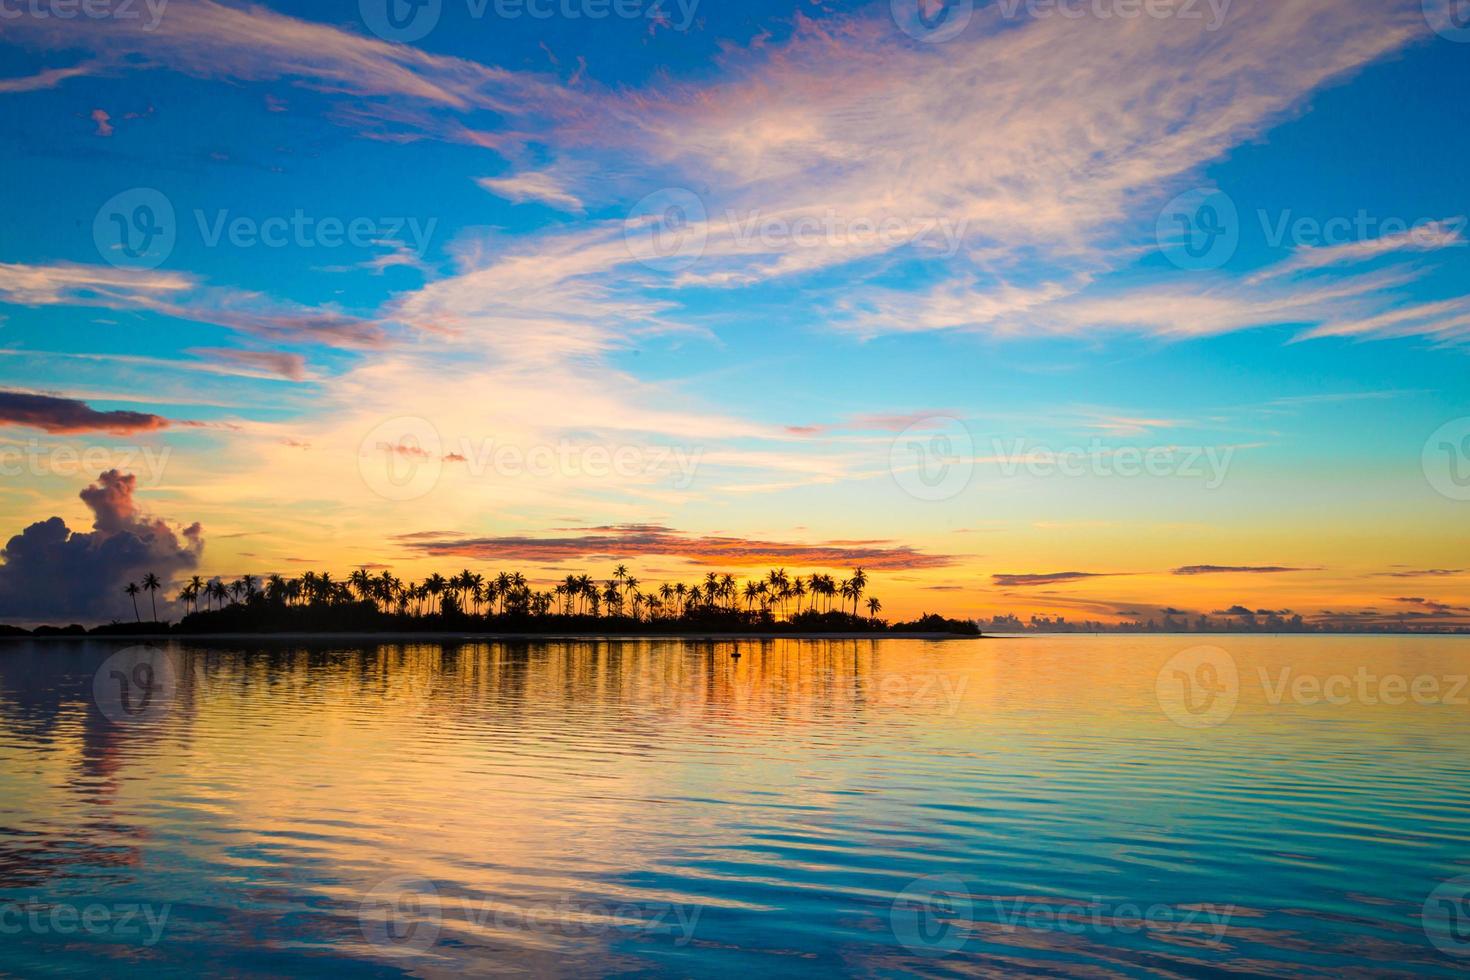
[0,0,1468,624]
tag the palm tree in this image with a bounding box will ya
[141,572,161,622]
[189,574,204,614]
[742,580,760,612]
[124,582,141,622]
[850,567,867,615]
[349,568,371,603]
[424,573,446,614]
[866,596,882,619]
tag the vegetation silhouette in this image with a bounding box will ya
[94,565,981,637]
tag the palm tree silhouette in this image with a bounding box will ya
[118,561,908,633]
[141,572,161,622]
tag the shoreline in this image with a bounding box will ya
[0,630,983,643]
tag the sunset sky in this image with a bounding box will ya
[0,0,1468,625]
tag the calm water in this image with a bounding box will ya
[1,635,1469,977]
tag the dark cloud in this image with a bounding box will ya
[1390,596,1470,615]
[398,524,953,570]
[0,390,169,434]
[991,571,1115,587]
[1377,568,1464,578]
[0,470,203,624]
[1173,565,1316,575]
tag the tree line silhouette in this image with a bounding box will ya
[104,565,980,636]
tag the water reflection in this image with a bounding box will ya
[0,636,1468,976]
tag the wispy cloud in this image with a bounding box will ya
[191,348,309,382]
[477,171,585,212]
[992,571,1118,587]
[1173,565,1318,575]
[0,262,387,349]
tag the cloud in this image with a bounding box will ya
[1377,568,1464,578]
[0,390,170,434]
[1249,219,1467,282]
[191,348,308,381]
[89,108,113,136]
[0,262,387,349]
[0,470,203,623]
[991,571,1116,587]
[0,0,580,148]
[1173,565,1317,575]
[1391,596,1470,615]
[398,524,953,570]
[598,0,1423,288]
[0,62,97,93]
[477,171,585,212]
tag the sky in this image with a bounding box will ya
[0,0,1468,626]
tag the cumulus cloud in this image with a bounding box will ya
[0,470,204,624]
[0,390,170,434]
